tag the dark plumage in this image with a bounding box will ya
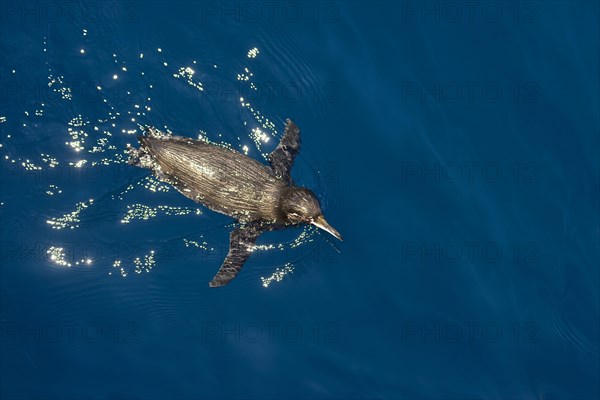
[128,119,342,287]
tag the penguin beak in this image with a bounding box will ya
[312,215,343,241]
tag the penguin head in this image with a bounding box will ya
[280,187,343,241]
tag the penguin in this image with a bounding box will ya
[127,119,342,287]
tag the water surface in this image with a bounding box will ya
[0,1,598,399]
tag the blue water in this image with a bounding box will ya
[1,1,598,399]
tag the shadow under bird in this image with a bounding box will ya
[128,119,342,287]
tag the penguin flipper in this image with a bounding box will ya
[209,222,266,287]
[268,119,301,184]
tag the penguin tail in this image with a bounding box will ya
[127,132,154,168]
